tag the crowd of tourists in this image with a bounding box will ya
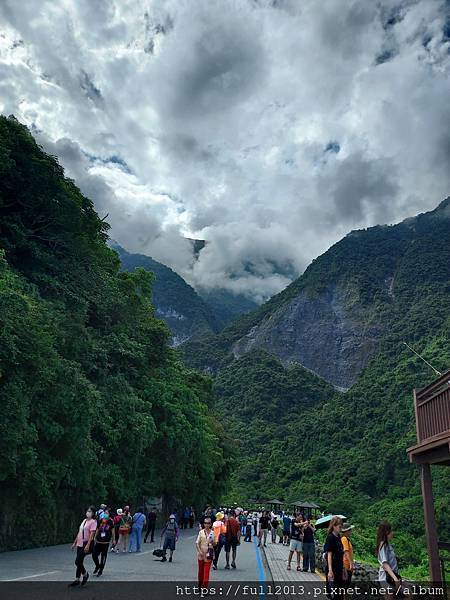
[69,502,400,594]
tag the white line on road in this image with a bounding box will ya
[2,570,59,582]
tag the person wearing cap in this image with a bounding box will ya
[342,523,354,585]
[161,514,179,562]
[117,506,132,553]
[111,509,123,553]
[212,512,227,570]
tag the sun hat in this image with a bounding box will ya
[342,523,355,532]
[215,511,224,520]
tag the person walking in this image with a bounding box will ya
[69,506,97,587]
[276,519,284,543]
[287,514,303,571]
[341,523,354,584]
[258,510,271,547]
[224,509,240,570]
[302,518,316,573]
[182,507,190,530]
[196,515,214,588]
[111,509,123,553]
[282,513,291,546]
[252,513,258,537]
[376,521,401,588]
[212,511,227,570]
[117,506,132,552]
[144,506,157,543]
[161,514,179,562]
[189,507,196,528]
[270,515,279,543]
[92,508,115,577]
[244,520,252,542]
[128,507,146,553]
[325,516,345,598]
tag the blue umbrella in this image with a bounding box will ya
[314,514,346,529]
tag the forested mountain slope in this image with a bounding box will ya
[113,243,220,345]
[206,199,450,578]
[185,198,450,389]
[0,116,232,550]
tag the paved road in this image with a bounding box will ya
[0,529,268,583]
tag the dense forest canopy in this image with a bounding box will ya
[0,116,233,550]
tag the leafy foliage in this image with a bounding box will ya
[0,116,233,549]
[205,200,450,578]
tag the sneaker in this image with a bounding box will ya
[81,573,89,586]
[68,580,80,587]
[231,562,236,569]
[169,556,172,563]
[212,564,217,570]
[93,566,99,575]
[225,565,230,570]
[96,570,103,577]
[161,556,167,562]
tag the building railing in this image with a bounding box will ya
[414,370,450,444]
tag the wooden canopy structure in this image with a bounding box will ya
[290,500,321,518]
[407,370,450,583]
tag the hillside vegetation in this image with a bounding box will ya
[0,116,232,550]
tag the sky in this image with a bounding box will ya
[1,0,449,302]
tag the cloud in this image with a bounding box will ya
[1,0,450,302]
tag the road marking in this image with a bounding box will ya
[253,535,266,594]
[3,571,58,582]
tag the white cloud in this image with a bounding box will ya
[1,0,449,301]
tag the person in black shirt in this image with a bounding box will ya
[270,516,279,543]
[325,517,344,598]
[302,519,316,572]
[144,507,157,543]
[258,511,271,547]
[288,514,304,571]
[92,509,115,577]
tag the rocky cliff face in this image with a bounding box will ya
[232,283,383,389]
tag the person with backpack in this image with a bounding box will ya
[161,514,179,562]
[92,508,115,576]
[325,516,345,597]
[69,506,97,587]
[224,509,240,569]
[244,520,253,542]
[128,507,146,553]
[117,506,133,553]
[376,521,401,588]
[196,515,215,588]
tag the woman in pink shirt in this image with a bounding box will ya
[69,506,97,587]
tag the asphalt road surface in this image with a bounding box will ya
[0,528,268,583]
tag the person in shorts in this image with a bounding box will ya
[288,514,304,571]
[161,514,179,562]
[224,510,240,569]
